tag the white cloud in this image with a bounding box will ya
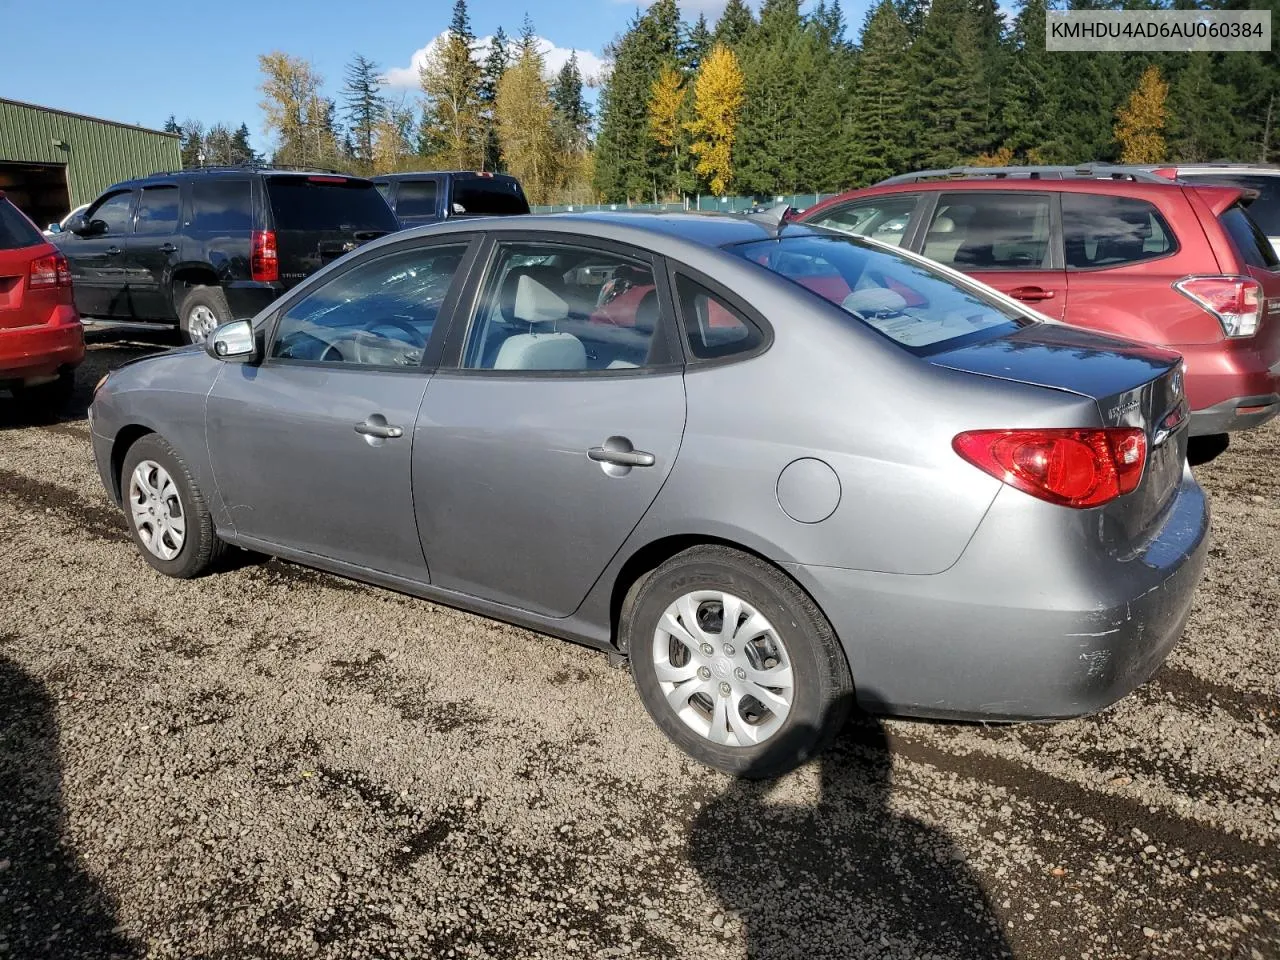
[382,34,607,89]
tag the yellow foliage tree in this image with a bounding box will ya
[648,65,687,197]
[1115,66,1169,165]
[495,39,559,205]
[258,52,341,168]
[420,32,484,170]
[685,45,745,197]
[972,145,1014,167]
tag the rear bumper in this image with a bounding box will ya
[1180,340,1280,433]
[0,306,85,385]
[789,468,1210,721]
[223,281,284,321]
[1189,393,1280,436]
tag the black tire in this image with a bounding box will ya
[178,285,233,345]
[120,433,224,579]
[626,546,853,779]
[14,368,75,422]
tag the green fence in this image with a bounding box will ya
[531,193,837,215]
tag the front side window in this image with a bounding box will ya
[133,186,180,236]
[810,195,919,248]
[271,244,468,366]
[923,193,1051,270]
[730,232,1029,352]
[191,180,252,233]
[1062,193,1177,269]
[88,191,134,235]
[395,180,439,218]
[462,242,665,372]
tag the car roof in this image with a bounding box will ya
[102,168,377,193]
[372,171,521,182]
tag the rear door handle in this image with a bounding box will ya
[1010,286,1055,302]
[354,418,404,440]
[104,246,121,256]
[588,446,655,468]
[159,243,177,254]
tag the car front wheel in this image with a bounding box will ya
[120,433,223,578]
[627,546,854,779]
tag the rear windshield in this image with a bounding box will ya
[266,177,399,233]
[1182,173,1280,235]
[450,177,530,216]
[0,198,43,251]
[1220,204,1280,270]
[728,233,1030,352]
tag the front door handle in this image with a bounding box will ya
[588,446,655,468]
[354,417,404,440]
[159,243,177,254]
[1010,286,1055,302]
[104,246,122,256]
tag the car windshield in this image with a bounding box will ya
[727,231,1032,352]
[266,177,399,232]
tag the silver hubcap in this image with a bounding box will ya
[128,460,186,560]
[652,590,795,747]
[187,305,219,342]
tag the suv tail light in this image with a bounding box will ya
[29,252,72,289]
[1174,276,1261,338]
[953,428,1147,509]
[251,229,278,283]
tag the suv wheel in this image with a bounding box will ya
[179,285,233,345]
[626,546,854,779]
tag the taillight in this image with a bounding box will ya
[953,428,1147,509]
[29,252,72,289]
[1174,276,1262,338]
[251,229,278,283]
[307,175,347,184]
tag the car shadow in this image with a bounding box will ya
[686,712,1013,959]
[0,654,140,958]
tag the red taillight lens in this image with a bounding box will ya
[251,229,278,283]
[1174,276,1261,338]
[953,428,1147,509]
[307,175,347,184]
[55,252,71,286]
[29,253,58,288]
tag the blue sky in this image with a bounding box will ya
[0,0,881,155]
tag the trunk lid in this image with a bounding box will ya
[932,323,1189,541]
[264,176,400,289]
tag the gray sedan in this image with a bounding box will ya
[88,213,1209,778]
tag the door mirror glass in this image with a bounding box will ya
[45,223,61,234]
[206,320,257,362]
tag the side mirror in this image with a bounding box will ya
[205,319,258,363]
[46,223,61,234]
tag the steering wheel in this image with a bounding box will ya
[320,317,427,364]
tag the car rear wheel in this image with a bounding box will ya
[626,546,853,779]
[120,433,223,578]
[179,285,232,345]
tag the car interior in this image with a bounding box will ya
[925,201,1052,269]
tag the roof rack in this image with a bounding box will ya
[145,162,350,177]
[876,165,1174,186]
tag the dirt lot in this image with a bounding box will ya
[1,333,1277,960]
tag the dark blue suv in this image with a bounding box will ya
[371,172,530,228]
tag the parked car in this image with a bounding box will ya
[0,191,84,413]
[88,213,1208,777]
[42,203,89,237]
[52,166,400,343]
[1143,164,1280,259]
[799,165,1280,437]
[371,171,530,227]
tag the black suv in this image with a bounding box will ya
[371,172,530,228]
[54,166,400,342]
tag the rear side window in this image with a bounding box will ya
[266,177,399,232]
[0,198,43,250]
[396,180,438,218]
[191,180,253,233]
[730,233,1029,353]
[1062,193,1177,269]
[450,177,530,216]
[810,195,919,248]
[675,274,763,360]
[1219,204,1280,269]
[133,185,180,236]
[924,193,1051,270]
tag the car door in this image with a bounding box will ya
[916,191,1068,320]
[205,238,478,580]
[124,183,182,319]
[60,189,136,318]
[413,235,688,618]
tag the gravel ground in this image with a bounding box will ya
[0,333,1277,960]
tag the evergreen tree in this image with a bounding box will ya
[420,0,484,168]
[909,0,988,167]
[479,26,511,171]
[1000,0,1069,163]
[896,0,929,38]
[163,115,182,136]
[1167,53,1240,163]
[179,119,205,168]
[849,0,914,184]
[496,25,559,203]
[551,53,591,153]
[342,54,386,168]
[231,123,261,164]
[714,0,756,49]
[681,14,713,73]
[450,0,473,40]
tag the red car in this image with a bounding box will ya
[0,192,84,413]
[798,167,1280,436]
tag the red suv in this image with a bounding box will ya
[799,167,1280,436]
[0,192,84,414]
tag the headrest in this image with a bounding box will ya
[500,267,567,325]
[843,287,908,315]
[928,216,955,234]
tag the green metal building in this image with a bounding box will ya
[0,98,181,229]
